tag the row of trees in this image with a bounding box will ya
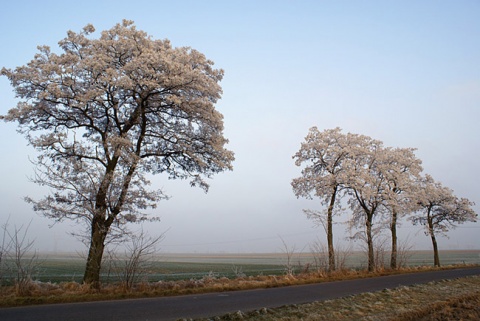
[292,127,477,271]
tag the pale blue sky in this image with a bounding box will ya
[1,1,479,253]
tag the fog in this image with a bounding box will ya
[1,1,478,254]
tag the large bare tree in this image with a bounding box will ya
[1,20,234,286]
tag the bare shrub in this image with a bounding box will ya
[298,262,311,274]
[335,242,353,271]
[374,235,389,271]
[397,236,415,268]
[350,226,389,271]
[231,265,246,278]
[105,229,164,291]
[310,238,353,273]
[0,220,42,295]
[310,239,328,272]
[279,237,297,276]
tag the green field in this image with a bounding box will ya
[9,250,480,284]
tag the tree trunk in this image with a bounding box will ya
[83,161,118,287]
[427,217,440,267]
[366,214,375,272]
[82,157,138,287]
[327,212,335,272]
[326,187,337,271]
[83,217,110,288]
[390,209,398,269]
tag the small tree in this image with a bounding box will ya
[1,20,234,287]
[410,175,477,267]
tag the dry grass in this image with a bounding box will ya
[197,275,480,321]
[393,292,480,321]
[0,265,476,309]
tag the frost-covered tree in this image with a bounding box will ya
[1,20,234,286]
[292,128,423,272]
[345,140,424,271]
[377,147,422,269]
[292,127,364,271]
[410,175,476,267]
[345,135,388,272]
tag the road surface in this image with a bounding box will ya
[1,267,479,321]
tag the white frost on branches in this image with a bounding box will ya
[1,19,234,228]
[1,20,234,284]
[292,126,475,270]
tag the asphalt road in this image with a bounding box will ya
[1,267,479,321]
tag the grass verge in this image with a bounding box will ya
[196,275,480,320]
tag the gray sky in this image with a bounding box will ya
[1,0,479,253]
